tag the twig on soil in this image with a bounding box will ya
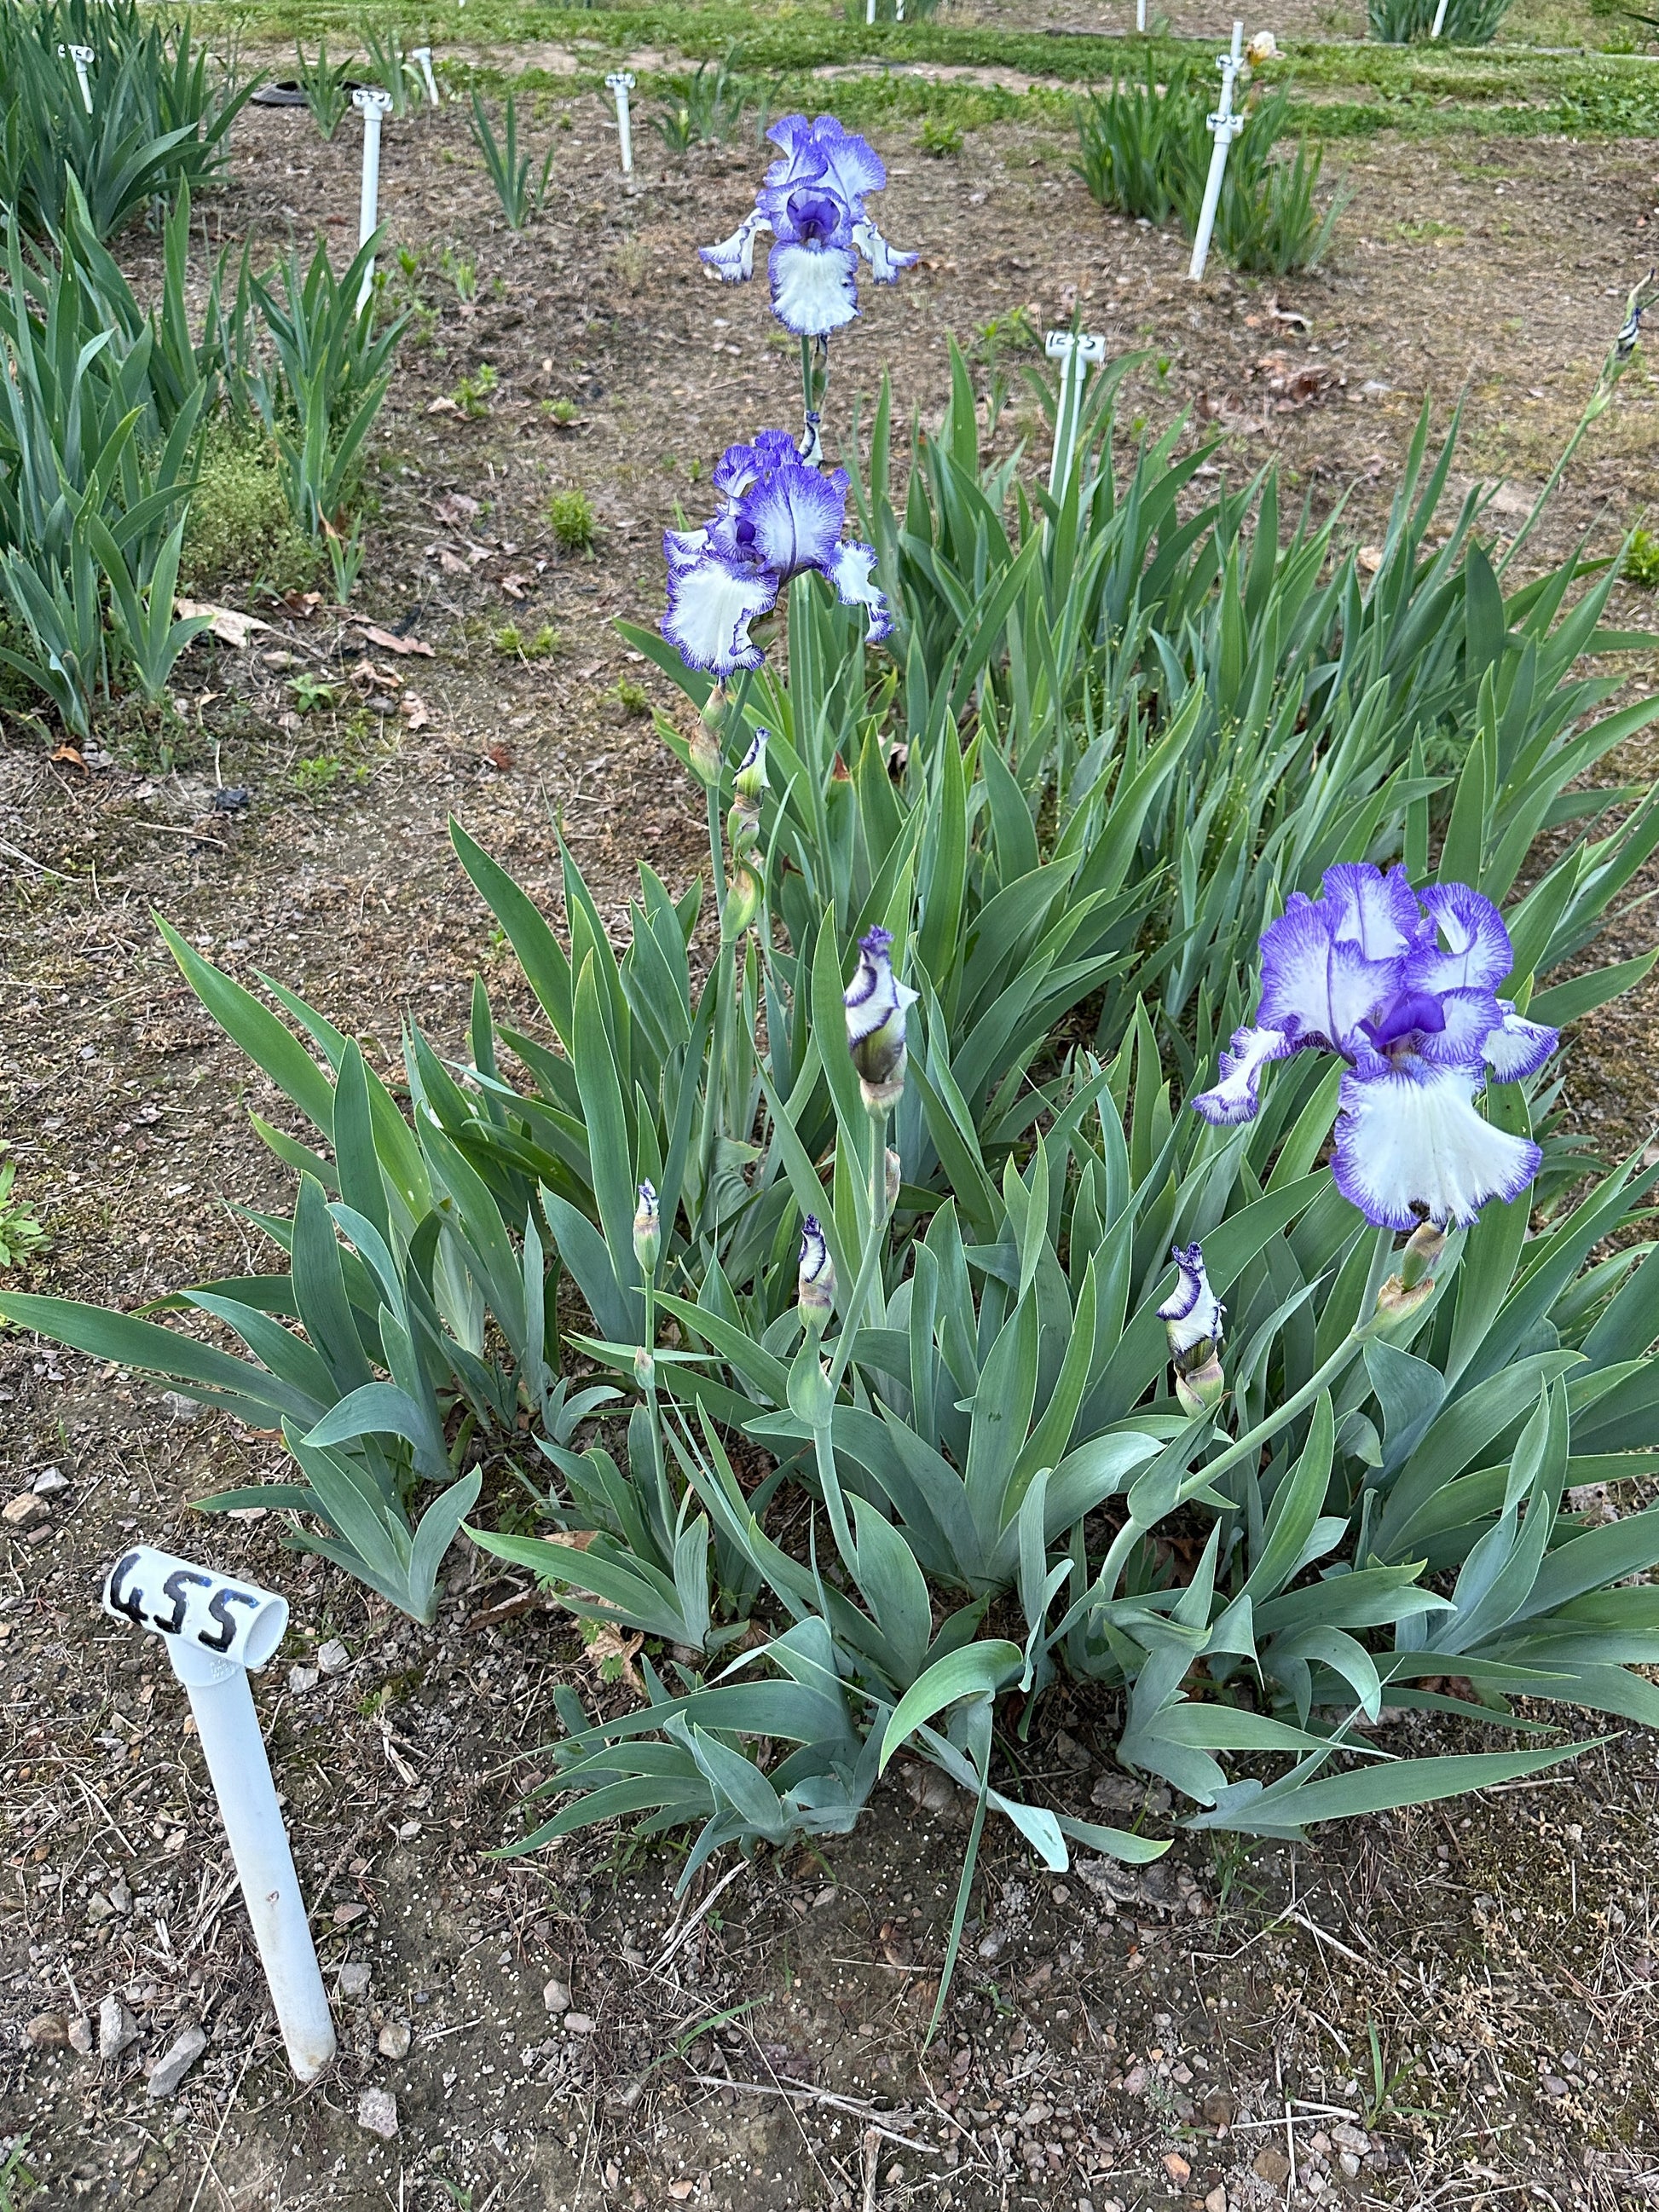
[1282,1907,1371,1968]
[652,1859,748,1974]
[683,2073,943,2159]
[861,2126,880,2212]
[0,834,72,880]
[136,818,228,851]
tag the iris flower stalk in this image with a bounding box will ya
[1501,266,1659,575]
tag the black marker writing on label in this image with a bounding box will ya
[107,1551,147,1629]
[159,1568,212,1636]
[200,1586,258,1653]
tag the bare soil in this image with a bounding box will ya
[4,85,1659,2212]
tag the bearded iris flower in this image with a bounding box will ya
[1191,865,1558,1231]
[662,429,889,677]
[844,926,918,1114]
[700,113,917,339]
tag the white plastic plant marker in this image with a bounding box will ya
[1043,329,1107,500]
[1188,20,1246,284]
[867,0,876,21]
[60,42,95,112]
[1137,0,1147,26]
[1429,0,1450,31]
[101,1545,336,2083]
[605,72,636,176]
[412,45,439,105]
[353,86,394,311]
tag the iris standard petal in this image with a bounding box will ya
[1190,1025,1294,1124]
[851,217,920,284]
[1331,1059,1542,1230]
[699,209,771,283]
[662,553,777,677]
[1396,985,1505,1068]
[767,239,859,336]
[1321,862,1424,961]
[1257,898,1401,1053]
[801,114,887,205]
[1484,1000,1560,1081]
[741,454,850,575]
[1412,881,1514,994]
[662,525,710,577]
[824,539,893,642]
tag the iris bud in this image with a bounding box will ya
[798,1213,835,1331]
[843,926,919,1118]
[722,865,761,940]
[1158,1243,1226,1417]
[633,1181,661,1274]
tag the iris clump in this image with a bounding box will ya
[1193,864,1557,1229]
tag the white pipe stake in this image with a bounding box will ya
[352,87,393,312]
[1188,22,1246,284]
[866,0,876,21]
[60,42,95,112]
[1043,330,1107,500]
[1136,0,1147,27]
[1429,0,1449,32]
[411,45,439,105]
[604,72,635,176]
[102,1546,335,2083]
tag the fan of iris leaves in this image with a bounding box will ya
[5,351,1659,2013]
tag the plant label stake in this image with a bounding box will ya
[59,42,95,112]
[101,1546,336,2083]
[1043,329,1107,500]
[412,45,439,105]
[605,72,635,176]
[353,86,394,311]
[1429,0,1450,31]
[1188,20,1246,284]
[1136,0,1147,26]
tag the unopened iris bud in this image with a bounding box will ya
[732,725,769,805]
[722,865,761,939]
[885,1146,901,1215]
[798,1212,835,1331]
[633,1180,661,1274]
[1158,1242,1225,1416]
[1375,1219,1446,1328]
[688,690,726,786]
[633,1343,656,1390]
[844,926,919,1118]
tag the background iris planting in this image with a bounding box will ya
[8,105,1659,2026]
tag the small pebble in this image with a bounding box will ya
[378,2021,412,2059]
[32,1468,68,1494]
[338,1963,372,1997]
[563,2013,597,2035]
[3,1493,49,1528]
[357,2088,399,2140]
[68,2017,95,2057]
[542,1978,571,2015]
[287,1665,319,1695]
[147,2024,207,2099]
[26,2013,68,2048]
[99,1994,138,2060]
[316,1639,350,1675]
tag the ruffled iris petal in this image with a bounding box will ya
[1257,898,1401,1051]
[1407,985,1506,1068]
[662,554,777,678]
[1331,1059,1542,1230]
[852,217,919,284]
[1484,1001,1559,1081]
[1190,1025,1294,1124]
[1411,881,1514,994]
[767,239,859,336]
[699,210,771,284]
[1321,861,1424,961]
[741,457,850,575]
[824,539,892,643]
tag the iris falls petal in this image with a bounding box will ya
[1332,1060,1542,1230]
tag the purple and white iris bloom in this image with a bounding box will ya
[1191,864,1558,1231]
[845,925,918,1113]
[662,430,890,677]
[700,114,917,338]
[1158,1245,1223,1359]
